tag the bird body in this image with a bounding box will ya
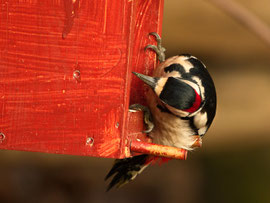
[146,54,216,151]
[105,33,216,191]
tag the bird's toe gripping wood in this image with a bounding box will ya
[129,104,154,133]
[145,32,166,62]
[127,110,202,160]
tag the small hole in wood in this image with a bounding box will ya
[0,133,5,143]
[73,70,81,82]
[86,137,94,147]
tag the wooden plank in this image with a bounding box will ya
[0,0,164,158]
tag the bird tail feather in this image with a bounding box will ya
[105,154,171,191]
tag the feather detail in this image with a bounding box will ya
[105,155,171,191]
[105,155,149,191]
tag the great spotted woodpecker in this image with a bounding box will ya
[105,32,217,191]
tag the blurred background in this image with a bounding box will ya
[1,0,270,202]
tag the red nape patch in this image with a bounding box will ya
[145,156,172,166]
[183,90,201,113]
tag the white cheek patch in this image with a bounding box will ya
[154,78,168,96]
[194,111,208,129]
[192,76,205,100]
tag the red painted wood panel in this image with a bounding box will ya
[0,0,164,159]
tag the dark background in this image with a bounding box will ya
[1,0,270,202]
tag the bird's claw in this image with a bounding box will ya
[129,104,154,133]
[145,32,166,62]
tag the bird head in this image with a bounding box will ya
[133,72,203,117]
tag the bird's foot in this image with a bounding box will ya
[145,32,166,62]
[129,104,154,133]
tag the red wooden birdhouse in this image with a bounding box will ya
[0,0,196,160]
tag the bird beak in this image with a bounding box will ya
[132,72,157,89]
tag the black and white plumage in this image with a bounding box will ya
[105,33,217,191]
[143,53,216,150]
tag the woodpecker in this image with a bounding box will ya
[105,32,217,191]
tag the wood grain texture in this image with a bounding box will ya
[0,0,164,159]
